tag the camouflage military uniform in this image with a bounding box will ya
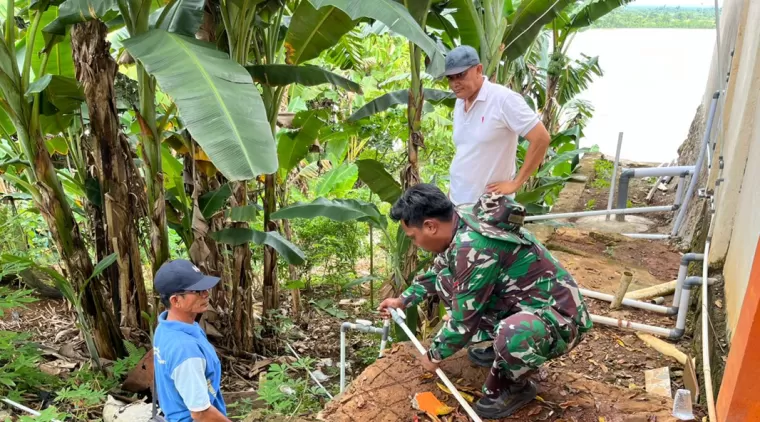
[400,193,592,394]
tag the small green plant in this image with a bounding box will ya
[627,199,634,208]
[112,340,146,379]
[591,159,614,189]
[584,199,597,210]
[17,406,69,422]
[257,359,327,416]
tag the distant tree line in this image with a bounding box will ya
[592,7,717,29]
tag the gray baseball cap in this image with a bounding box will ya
[444,45,480,76]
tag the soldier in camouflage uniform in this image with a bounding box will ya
[378,184,592,419]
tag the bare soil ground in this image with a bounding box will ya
[322,343,678,422]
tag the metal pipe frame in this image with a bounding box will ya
[524,205,674,222]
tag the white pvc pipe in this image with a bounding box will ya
[1,398,64,422]
[629,166,694,178]
[389,308,482,422]
[286,343,333,399]
[378,319,390,358]
[339,329,346,393]
[579,288,672,314]
[590,314,672,337]
[702,209,717,422]
[606,132,624,221]
[621,233,672,240]
[525,205,673,222]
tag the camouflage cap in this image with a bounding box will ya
[456,193,531,245]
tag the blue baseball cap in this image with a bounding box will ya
[444,45,480,76]
[154,259,220,297]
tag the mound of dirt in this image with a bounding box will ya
[322,343,678,422]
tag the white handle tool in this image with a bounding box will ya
[389,308,483,422]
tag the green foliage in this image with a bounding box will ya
[112,340,146,379]
[257,359,328,415]
[592,6,717,29]
[0,331,54,395]
[585,199,596,210]
[290,217,363,286]
[591,159,614,188]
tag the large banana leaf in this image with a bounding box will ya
[210,228,305,265]
[33,8,75,78]
[567,0,633,29]
[348,88,456,122]
[516,177,565,204]
[277,110,325,177]
[123,29,277,180]
[26,74,85,115]
[272,197,386,229]
[356,159,402,204]
[536,147,592,178]
[503,0,574,61]
[300,0,445,76]
[246,64,362,93]
[156,0,205,37]
[315,162,357,197]
[284,1,357,65]
[447,0,485,55]
[45,0,119,32]
[198,183,232,219]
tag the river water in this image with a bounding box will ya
[567,28,716,163]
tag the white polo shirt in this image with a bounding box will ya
[449,78,539,206]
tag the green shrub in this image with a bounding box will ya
[290,217,365,287]
[591,159,614,189]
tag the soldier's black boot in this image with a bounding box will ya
[474,378,537,419]
[467,344,495,367]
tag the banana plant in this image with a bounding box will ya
[0,0,125,359]
[271,195,431,339]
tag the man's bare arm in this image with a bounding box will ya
[486,122,551,195]
[191,406,232,422]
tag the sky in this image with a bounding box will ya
[629,0,722,6]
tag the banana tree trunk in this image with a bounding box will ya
[26,127,125,359]
[230,181,255,353]
[262,174,278,314]
[72,20,149,331]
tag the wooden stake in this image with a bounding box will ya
[611,271,634,309]
[636,333,692,367]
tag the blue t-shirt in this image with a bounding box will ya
[153,311,226,421]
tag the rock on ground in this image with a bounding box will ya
[321,343,678,422]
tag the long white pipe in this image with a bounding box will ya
[590,314,672,337]
[579,288,673,314]
[621,233,672,240]
[389,308,482,422]
[1,398,63,422]
[627,166,694,178]
[525,205,673,222]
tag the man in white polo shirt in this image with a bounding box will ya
[444,45,551,206]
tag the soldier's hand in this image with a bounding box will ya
[377,297,405,319]
[417,352,439,373]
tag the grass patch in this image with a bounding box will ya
[591,159,614,189]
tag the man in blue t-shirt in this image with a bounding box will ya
[153,259,230,422]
